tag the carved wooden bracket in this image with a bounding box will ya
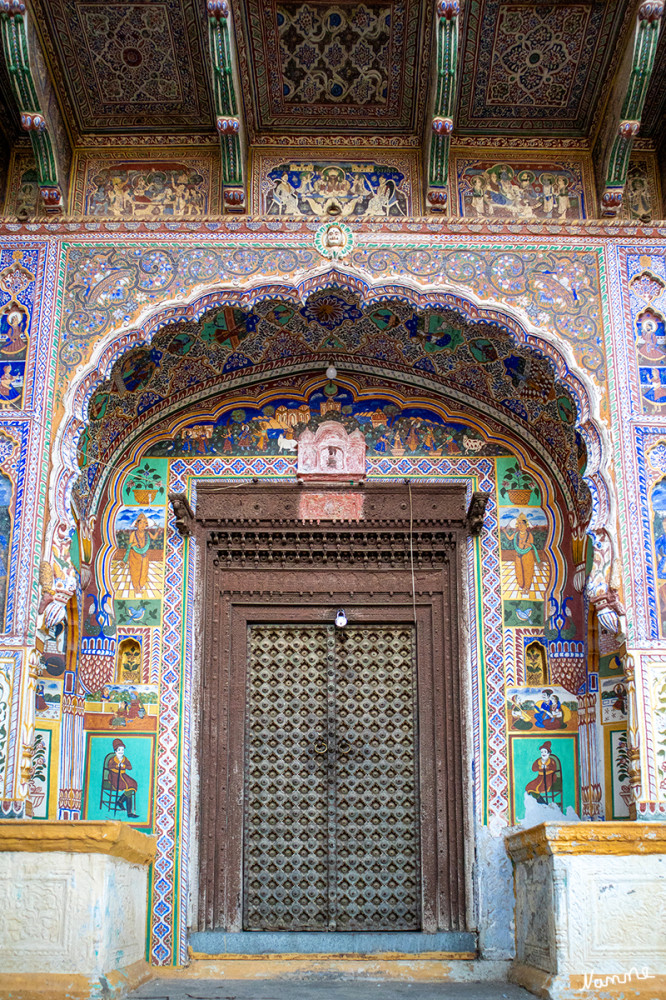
[465,491,490,536]
[169,492,195,537]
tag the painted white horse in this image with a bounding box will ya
[278,434,298,452]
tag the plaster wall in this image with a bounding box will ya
[474,822,516,960]
[511,843,666,997]
[0,850,149,975]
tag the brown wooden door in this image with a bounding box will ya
[194,482,474,934]
[243,623,420,931]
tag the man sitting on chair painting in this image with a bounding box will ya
[107,738,139,818]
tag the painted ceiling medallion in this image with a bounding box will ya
[235,0,433,136]
[457,1,627,136]
[29,0,212,132]
[315,222,354,259]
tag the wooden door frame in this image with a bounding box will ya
[182,482,485,935]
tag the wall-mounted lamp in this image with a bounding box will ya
[335,608,347,628]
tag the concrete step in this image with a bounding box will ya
[128,980,534,1000]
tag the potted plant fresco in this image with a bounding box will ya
[499,460,539,505]
[125,463,165,505]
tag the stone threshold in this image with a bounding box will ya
[188,930,477,957]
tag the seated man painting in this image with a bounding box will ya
[105,738,139,819]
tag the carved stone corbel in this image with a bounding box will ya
[169,492,195,537]
[466,491,490,537]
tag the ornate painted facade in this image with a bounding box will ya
[1,1,666,998]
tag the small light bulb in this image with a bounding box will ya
[326,363,337,381]
[335,609,347,628]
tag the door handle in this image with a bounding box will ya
[313,738,328,754]
[337,739,351,754]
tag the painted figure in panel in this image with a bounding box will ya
[264,163,409,218]
[85,164,207,219]
[111,508,164,601]
[525,741,563,807]
[637,311,666,413]
[103,739,139,818]
[458,161,585,220]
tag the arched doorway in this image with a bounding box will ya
[45,280,614,963]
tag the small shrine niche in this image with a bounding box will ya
[297,421,366,482]
[116,636,142,683]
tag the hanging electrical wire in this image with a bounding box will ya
[407,479,417,625]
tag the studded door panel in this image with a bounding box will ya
[244,624,332,930]
[335,626,419,930]
[244,623,419,931]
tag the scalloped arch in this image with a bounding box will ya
[48,265,613,555]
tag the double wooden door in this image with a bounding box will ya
[193,482,473,934]
[244,623,420,931]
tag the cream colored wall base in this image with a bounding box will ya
[506,823,666,1000]
[510,962,666,1000]
[159,954,511,982]
[0,959,151,1000]
[0,822,156,1000]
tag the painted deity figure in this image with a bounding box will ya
[117,638,142,683]
[106,739,139,818]
[123,513,159,595]
[470,174,486,215]
[0,305,28,356]
[636,314,666,363]
[612,683,627,715]
[541,173,555,217]
[525,741,562,806]
[556,176,570,219]
[0,364,20,405]
[367,176,390,215]
[524,643,546,681]
[325,225,345,248]
[504,513,541,594]
[625,174,651,222]
[534,690,566,730]
[273,173,300,215]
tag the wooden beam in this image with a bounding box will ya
[595,2,664,217]
[425,0,460,214]
[207,0,247,214]
[0,0,70,213]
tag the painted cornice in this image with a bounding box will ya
[0,820,157,865]
[505,821,666,862]
[0,215,665,238]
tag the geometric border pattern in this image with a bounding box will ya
[150,453,504,965]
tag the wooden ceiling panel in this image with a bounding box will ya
[234,0,434,138]
[456,1,630,137]
[29,0,214,134]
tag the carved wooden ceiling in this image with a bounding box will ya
[234,0,434,138]
[456,0,631,137]
[28,0,214,135]
[22,0,641,144]
[2,0,662,221]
